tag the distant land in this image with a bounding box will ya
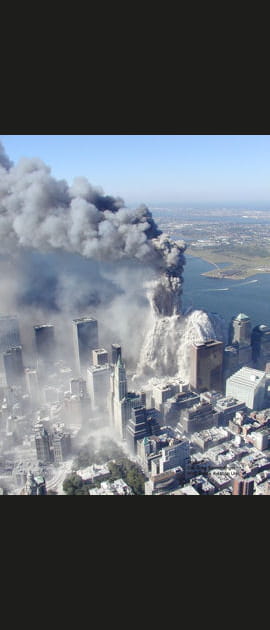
[150,205,270,281]
[185,245,270,280]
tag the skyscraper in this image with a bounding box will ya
[111,356,142,438]
[3,346,25,389]
[25,368,40,406]
[190,339,224,393]
[126,406,150,454]
[114,356,127,400]
[229,313,251,346]
[226,366,266,411]
[72,317,99,374]
[34,324,56,364]
[251,324,270,370]
[35,426,51,463]
[0,315,21,354]
[232,477,254,495]
[70,378,87,397]
[92,348,109,366]
[86,363,111,414]
[111,343,121,365]
[229,313,252,367]
[0,315,21,376]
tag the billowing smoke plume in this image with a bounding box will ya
[0,141,224,381]
[0,141,185,283]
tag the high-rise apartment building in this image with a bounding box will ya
[72,317,98,374]
[190,340,224,393]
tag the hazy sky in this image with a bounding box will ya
[1,134,270,205]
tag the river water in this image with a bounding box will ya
[182,255,270,331]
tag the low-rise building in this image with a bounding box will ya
[208,468,233,490]
[214,396,247,426]
[89,478,133,495]
[177,401,219,435]
[77,463,110,483]
[190,475,216,494]
[190,427,230,452]
[145,467,184,495]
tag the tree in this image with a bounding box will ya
[63,473,84,495]
[107,458,146,495]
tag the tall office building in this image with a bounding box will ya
[177,401,219,435]
[229,313,251,346]
[114,356,127,400]
[92,348,109,366]
[223,345,239,380]
[190,340,224,393]
[232,477,254,495]
[72,316,98,374]
[63,393,90,429]
[70,378,87,398]
[111,344,121,365]
[86,363,111,413]
[25,368,40,406]
[159,439,190,475]
[111,356,142,439]
[35,426,51,464]
[225,366,266,411]
[229,313,252,367]
[34,324,55,364]
[0,315,21,376]
[251,324,270,370]
[126,406,150,454]
[0,315,21,353]
[52,431,71,464]
[3,346,25,389]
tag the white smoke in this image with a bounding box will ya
[0,142,185,278]
[136,308,227,385]
[0,141,225,387]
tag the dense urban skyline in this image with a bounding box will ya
[1,137,270,495]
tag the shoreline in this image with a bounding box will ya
[186,252,270,281]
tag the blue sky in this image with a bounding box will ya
[1,134,270,206]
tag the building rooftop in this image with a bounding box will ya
[72,317,97,323]
[193,339,223,348]
[234,313,250,321]
[176,485,200,495]
[258,324,270,332]
[226,366,266,389]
